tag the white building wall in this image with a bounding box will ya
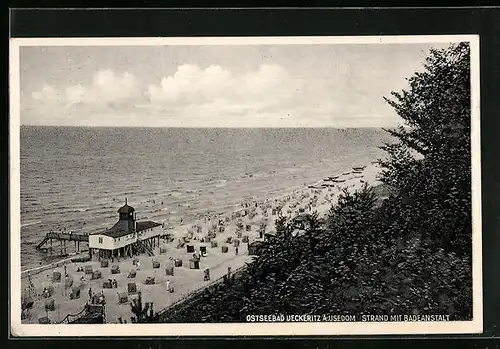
[89,234,115,250]
[89,232,137,250]
[113,232,137,249]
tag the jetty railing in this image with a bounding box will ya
[57,304,105,324]
[56,304,89,324]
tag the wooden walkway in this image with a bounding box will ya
[36,231,89,255]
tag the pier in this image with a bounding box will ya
[36,231,89,256]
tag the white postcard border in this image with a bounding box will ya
[9,34,482,336]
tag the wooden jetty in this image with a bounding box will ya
[36,231,89,256]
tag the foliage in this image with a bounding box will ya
[129,292,157,323]
[158,43,473,323]
[379,42,471,257]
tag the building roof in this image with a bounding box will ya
[100,222,134,239]
[136,221,162,232]
[118,204,135,214]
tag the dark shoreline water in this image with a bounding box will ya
[19,126,392,269]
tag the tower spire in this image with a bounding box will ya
[125,197,127,205]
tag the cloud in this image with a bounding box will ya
[146,63,301,110]
[30,69,141,110]
[25,64,399,127]
[32,84,62,105]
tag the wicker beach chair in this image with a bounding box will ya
[51,271,61,283]
[127,282,138,294]
[44,298,55,312]
[117,292,128,304]
[100,260,109,268]
[70,286,81,299]
[111,265,120,274]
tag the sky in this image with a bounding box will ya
[18,43,450,128]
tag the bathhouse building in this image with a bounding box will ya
[88,200,163,259]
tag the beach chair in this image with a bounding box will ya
[233,239,240,247]
[127,282,138,294]
[38,317,51,324]
[44,298,56,312]
[117,292,128,304]
[186,245,195,253]
[174,259,183,267]
[92,270,102,280]
[226,236,233,244]
[103,280,113,289]
[221,246,229,253]
[165,266,174,276]
[64,276,74,288]
[127,270,136,278]
[100,260,109,268]
[84,265,93,274]
[160,247,167,255]
[70,286,81,300]
[152,261,160,269]
[189,259,200,270]
[42,285,54,298]
[210,241,218,248]
[242,235,249,243]
[236,231,242,238]
[218,226,225,233]
[200,246,207,256]
[144,276,155,285]
[22,295,34,309]
[111,265,120,274]
[52,271,62,283]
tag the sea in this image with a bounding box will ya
[20,126,391,270]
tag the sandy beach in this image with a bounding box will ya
[20,162,381,324]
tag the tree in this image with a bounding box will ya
[379,42,472,257]
[130,292,156,323]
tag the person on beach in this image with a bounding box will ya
[136,261,140,270]
[166,279,171,292]
[235,247,239,255]
[88,287,92,300]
